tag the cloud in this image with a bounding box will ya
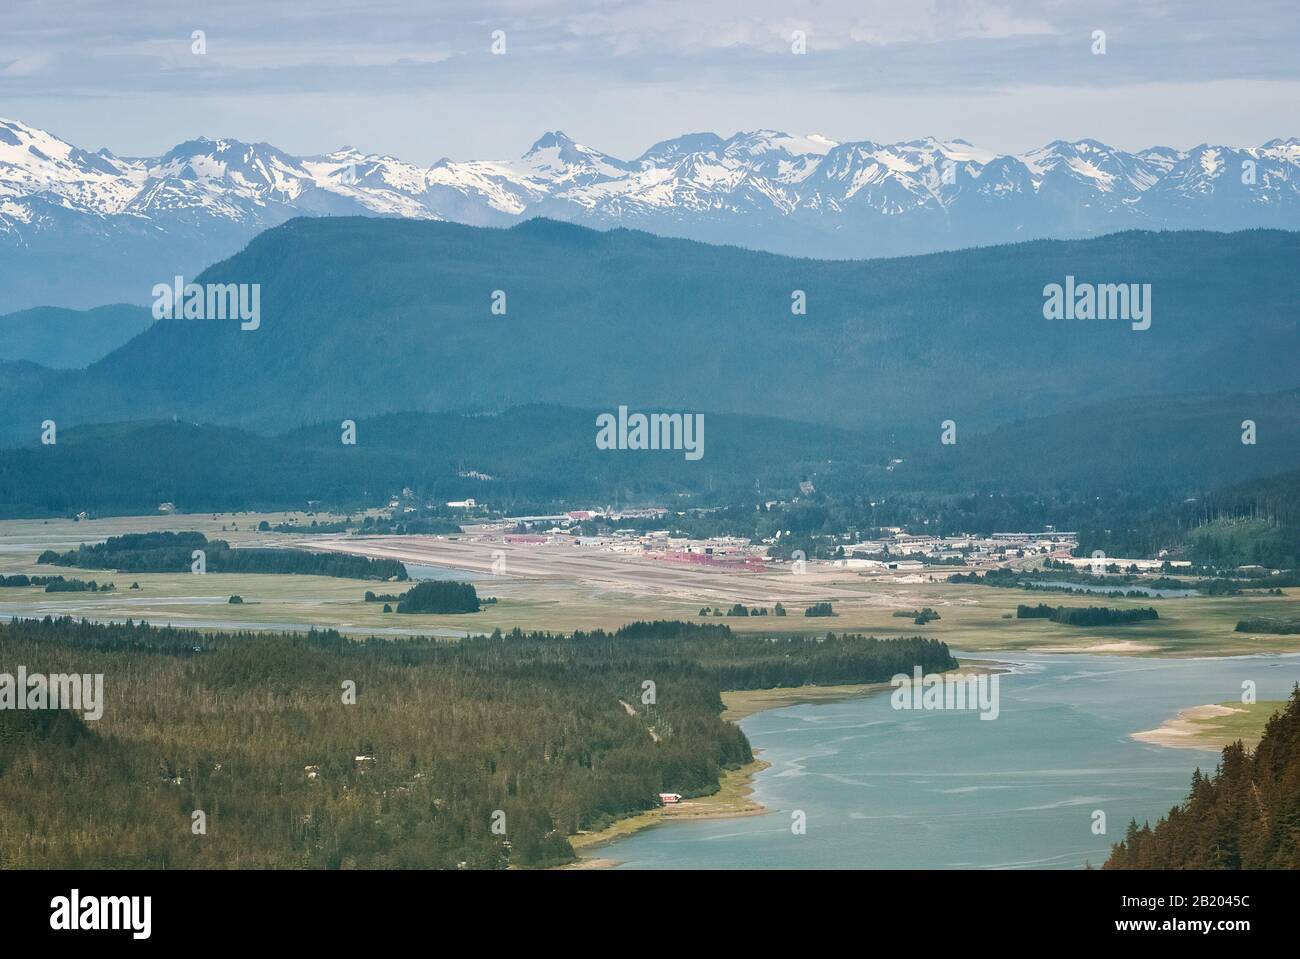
[1,0,1296,162]
[2,54,53,77]
[562,0,1058,54]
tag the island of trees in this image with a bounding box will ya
[394,580,481,614]
[895,607,940,625]
[1234,617,1300,635]
[39,531,407,581]
[1016,604,1158,626]
[2,574,113,592]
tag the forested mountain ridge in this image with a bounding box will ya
[0,406,872,516]
[0,304,153,368]
[1,220,1297,443]
[899,389,1300,494]
[3,392,1299,527]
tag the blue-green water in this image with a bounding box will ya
[602,652,1300,869]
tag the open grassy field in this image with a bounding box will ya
[720,682,893,722]
[2,514,1298,656]
[717,662,1006,721]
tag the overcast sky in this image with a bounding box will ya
[3,0,1299,161]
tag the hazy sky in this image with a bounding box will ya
[3,0,1299,161]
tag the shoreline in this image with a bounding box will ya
[563,662,1009,868]
[560,758,772,868]
[1132,700,1283,751]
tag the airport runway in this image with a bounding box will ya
[302,535,916,606]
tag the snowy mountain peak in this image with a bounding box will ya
[524,130,578,155]
[2,116,1298,312]
[723,130,839,159]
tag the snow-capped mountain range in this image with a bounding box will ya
[2,115,1297,310]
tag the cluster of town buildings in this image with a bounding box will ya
[460,508,1090,575]
[829,528,1082,570]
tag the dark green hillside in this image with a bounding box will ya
[2,390,1299,526]
[1175,467,1300,568]
[1076,465,1300,567]
[895,389,1300,495]
[0,420,301,516]
[1104,686,1300,869]
[2,219,1297,442]
[0,406,873,516]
